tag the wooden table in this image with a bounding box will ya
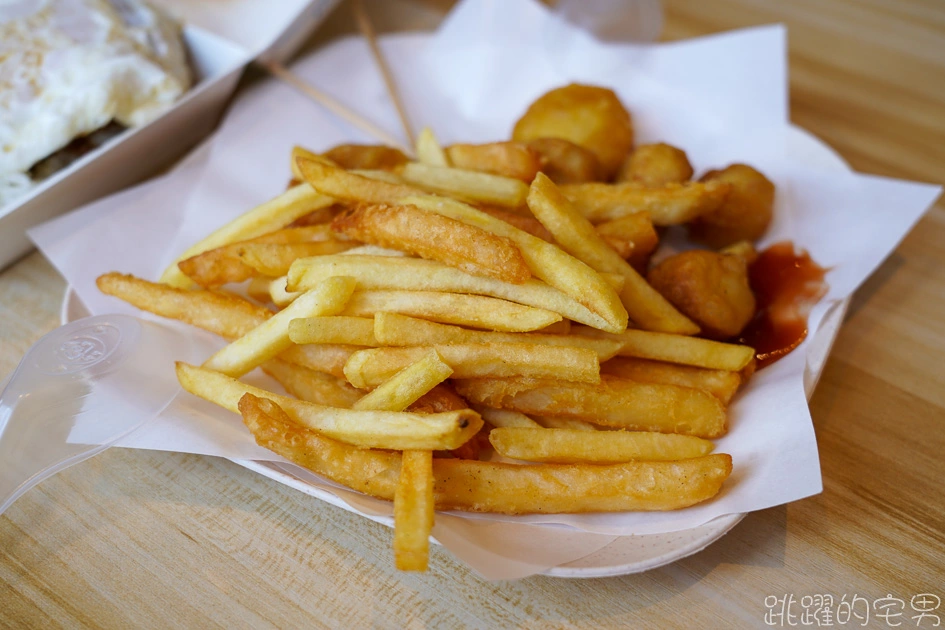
[2,1,943,627]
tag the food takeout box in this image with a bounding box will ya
[0,0,341,270]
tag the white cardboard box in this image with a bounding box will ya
[0,0,341,269]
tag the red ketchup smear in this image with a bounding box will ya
[737,241,829,369]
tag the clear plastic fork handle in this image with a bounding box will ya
[0,315,191,515]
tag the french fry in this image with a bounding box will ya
[402,195,627,332]
[179,227,346,288]
[490,428,715,464]
[416,127,449,166]
[97,272,270,337]
[262,359,362,408]
[354,349,453,412]
[291,146,335,180]
[408,383,467,414]
[341,290,562,332]
[239,395,732,513]
[471,406,540,429]
[288,255,614,331]
[280,344,358,379]
[350,169,409,184]
[179,364,480,450]
[560,180,730,225]
[532,416,598,431]
[330,203,532,284]
[160,184,334,288]
[297,157,423,204]
[373,313,623,361]
[393,449,434,571]
[576,326,755,371]
[454,375,727,438]
[528,174,699,335]
[476,206,554,241]
[595,212,659,270]
[344,344,601,389]
[247,276,276,303]
[203,277,356,377]
[538,319,571,335]
[288,316,377,347]
[225,242,354,279]
[340,244,407,257]
[445,142,540,182]
[601,357,742,404]
[260,276,301,307]
[400,162,529,208]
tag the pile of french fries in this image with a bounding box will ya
[97,90,763,572]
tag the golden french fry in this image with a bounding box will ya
[341,290,561,332]
[527,174,698,335]
[259,276,301,307]
[416,127,449,166]
[476,205,554,241]
[180,364,480,450]
[160,184,334,288]
[203,277,356,377]
[226,242,354,279]
[280,344,358,379]
[289,316,377,347]
[560,180,730,225]
[97,272,355,376]
[344,344,601,389]
[526,137,603,185]
[394,449,434,572]
[288,255,613,331]
[321,144,409,171]
[445,142,540,182]
[177,225,342,288]
[373,313,622,361]
[400,162,529,208]
[331,203,532,284]
[291,146,335,180]
[402,195,627,332]
[354,349,453,412]
[247,276,276,303]
[349,169,408,184]
[577,326,755,371]
[601,357,742,404]
[454,375,727,438]
[490,428,714,464]
[240,395,732,513]
[297,157,423,204]
[262,359,362,408]
[537,319,571,335]
[532,416,597,431]
[471,405,541,429]
[97,272,271,337]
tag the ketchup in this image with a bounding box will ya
[738,242,828,369]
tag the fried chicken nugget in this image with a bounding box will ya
[619,143,693,186]
[689,164,775,247]
[512,84,633,180]
[526,138,604,184]
[647,250,756,339]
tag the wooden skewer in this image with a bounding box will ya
[258,59,412,154]
[352,0,416,147]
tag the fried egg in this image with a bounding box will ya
[0,0,192,206]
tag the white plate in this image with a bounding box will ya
[61,125,850,578]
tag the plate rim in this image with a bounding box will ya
[59,124,851,579]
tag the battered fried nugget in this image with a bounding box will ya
[322,144,409,171]
[647,250,756,339]
[526,137,603,184]
[689,164,775,247]
[512,84,633,179]
[619,143,693,186]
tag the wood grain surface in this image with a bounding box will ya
[2,0,944,627]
